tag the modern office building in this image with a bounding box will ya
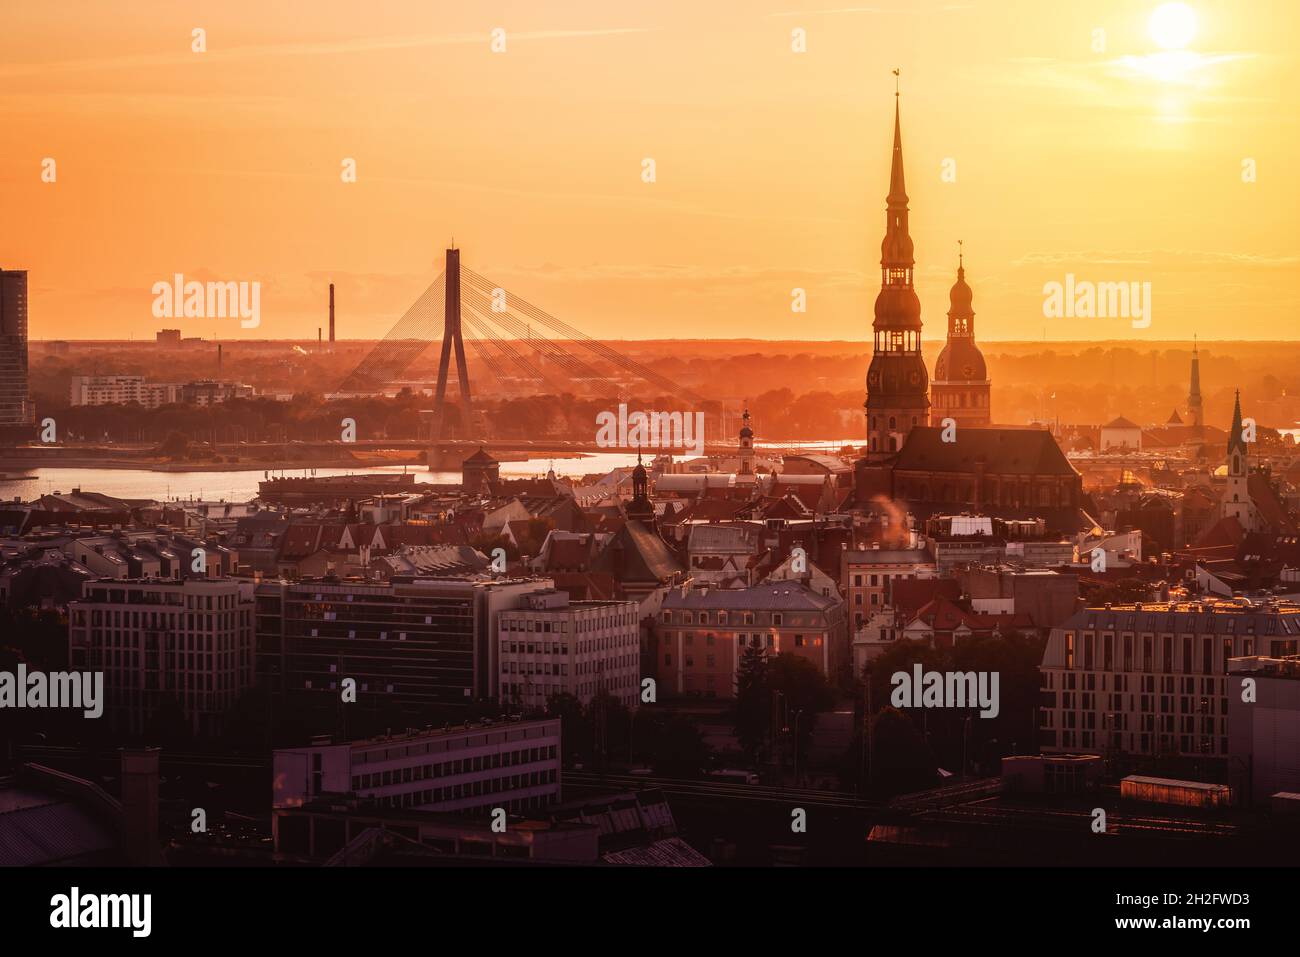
[68,578,256,737]
[272,717,562,817]
[1039,599,1300,762]
[1227,655,1300,804]
[498,590,640,710]
[255,576,552,714]
[0,268,33,437]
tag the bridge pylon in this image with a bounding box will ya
[432,246,473,439]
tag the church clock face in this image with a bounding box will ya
[962,364,974,378]
[908,369,921,386]
[867,370,880,388]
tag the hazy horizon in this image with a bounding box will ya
[3,0,1296,343]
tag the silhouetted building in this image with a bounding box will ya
[1187,337,1204,434]
[0,269,33,438]
[255,576,552,714]
[462,447,500,493]
[930,250,990,428]
[68,578,256,737]
[865,94,928,460]
[866,426,1085,533]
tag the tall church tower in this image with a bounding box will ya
[930,244,991,427]
[737,406,755,482]
[1187,336,1204,435]
[1222,390,1257,530]
[865,85,929,461]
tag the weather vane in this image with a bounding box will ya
[893,67,900,96]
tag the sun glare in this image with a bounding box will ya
[1149,2,1198,50]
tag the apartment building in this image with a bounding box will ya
[843,546,936,630]
[653,580,847,699]
[69,375,175,408]
[498,590,640,710]
[68,375,253,408]
[1039,599,1300,762]
[68,578,256,737]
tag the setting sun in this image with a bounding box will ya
[1149,2,1198,49]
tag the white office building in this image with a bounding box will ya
[272,718,562,816]
[498,591,640,710]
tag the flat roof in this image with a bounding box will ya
[1121,775,1229,792]
[345,717,558,749]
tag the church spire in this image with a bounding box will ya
[1188,334,1204,432]
[1227,389,1246,456]
[888,91,907,205]
[865,75,928,461]
[880,72,914,276]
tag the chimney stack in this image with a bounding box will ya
[329,283,335,344]
[119,748,162,865]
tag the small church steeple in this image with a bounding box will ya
[1188,335,1204,433]
[1222,388,1258,531]
[738,406,754,478]
[627,447,655,522]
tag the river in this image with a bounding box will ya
[0,438,860,503]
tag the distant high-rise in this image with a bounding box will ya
[864,90,929,461]
[328,283,335,344]
[0,269,33,434]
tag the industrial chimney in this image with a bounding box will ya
[329,283,335,345]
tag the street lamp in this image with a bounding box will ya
[792,709,805,785]
[962,716,972,780]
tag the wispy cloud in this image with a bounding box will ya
[0,28,654,79]
[1012,250,1300,268]
[767,4,972,16]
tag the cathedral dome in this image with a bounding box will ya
[948,268,974,313]
[933,338,987,382]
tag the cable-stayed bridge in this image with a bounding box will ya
[335,248,705,439]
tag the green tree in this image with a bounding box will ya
[767,652,834,773]
[637,712,710,777]
[733,645,770,763]
[870,707,938,797]
[546,692,592,766]
[158,430,189,458]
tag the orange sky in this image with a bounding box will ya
[2,0,1296,342]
